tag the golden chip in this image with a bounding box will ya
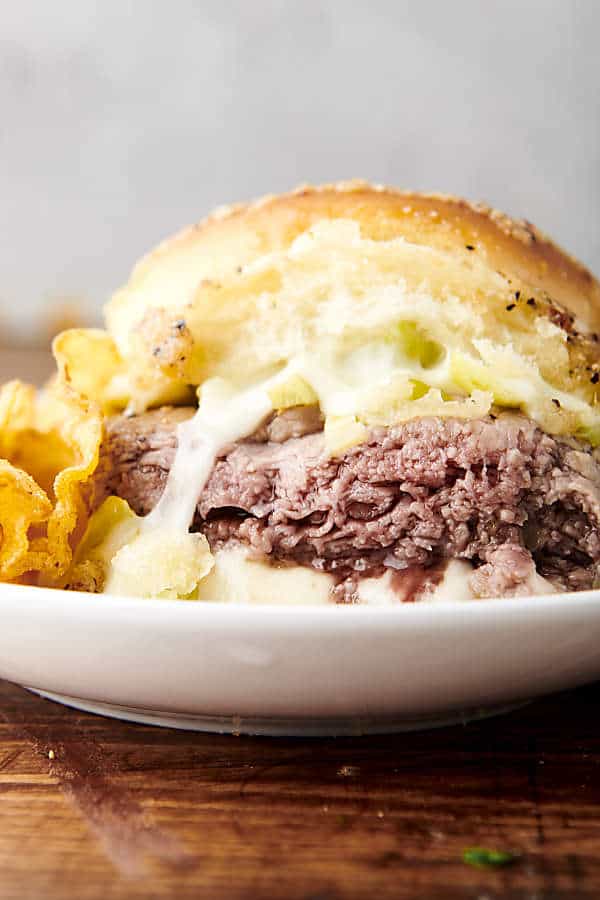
[53,328,126,413]
[0,459,52,581]
[0,378,103,585]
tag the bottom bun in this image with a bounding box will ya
[196,547,478,605]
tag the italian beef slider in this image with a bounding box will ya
[55,181,600,603]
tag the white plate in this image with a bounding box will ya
[1,583,600,735]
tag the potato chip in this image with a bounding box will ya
[0,381,37,459]
[0,378,103,584]
[0,459,52,581]
[38,380,103,580]
[53,328,126,413]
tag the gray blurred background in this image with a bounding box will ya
[1,0,599,346]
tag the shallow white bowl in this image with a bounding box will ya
[1,584,599,735]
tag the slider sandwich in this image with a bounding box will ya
[4,182,600,604]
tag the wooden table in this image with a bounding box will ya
[0,679,599,900]
[1,350,600,898]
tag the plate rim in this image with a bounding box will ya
[2,580,600,623]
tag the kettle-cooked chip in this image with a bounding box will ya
[38,379,103,579]
[0,379,103,584]
[0,381,38,460]
[0,460,52,581]
[53,328,126,413]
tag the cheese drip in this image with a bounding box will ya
[145,379,273,533]
[103,376,280,598]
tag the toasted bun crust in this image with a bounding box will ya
[125,180,600,332]
[92,180,600,434]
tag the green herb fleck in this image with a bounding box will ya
[463,847,517,869]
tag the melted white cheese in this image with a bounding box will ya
[144,378,274,533]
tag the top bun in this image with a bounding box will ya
[113,180,600,332]
[56,182,600,445]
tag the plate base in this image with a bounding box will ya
[29,689,528,736]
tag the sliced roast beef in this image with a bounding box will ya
[100,407,600,598]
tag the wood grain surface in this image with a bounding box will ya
[0,679,598,900]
